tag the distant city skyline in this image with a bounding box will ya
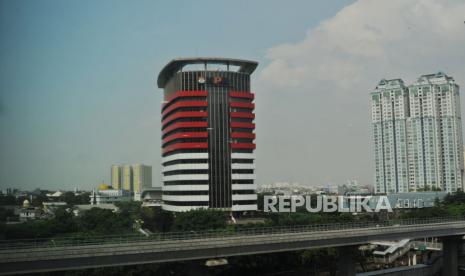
[2,0,465,191]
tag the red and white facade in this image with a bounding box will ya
[157,58,258,212]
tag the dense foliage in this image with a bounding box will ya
[400,191,465,219]
[1,207,133,239]
[3,192,465,275]
[173,209,227,231]
[0,195,16,206]
[0,191,90,208]
[0,205,227,239]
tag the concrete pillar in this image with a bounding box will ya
[443,236,460,276]
[337,246,357,276]
[408,252,414,266]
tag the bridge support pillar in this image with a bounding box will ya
[337,246,357,276]
[443,235,460,276]
[408,252,416,266]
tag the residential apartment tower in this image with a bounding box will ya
[371,72,464,193]
[111,164,152,194]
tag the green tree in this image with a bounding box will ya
[446,204,465,216]
[75,192,91,205]
[173,209,226,231]
[77,208,131,234]
[140,207,174,232]
[400,206,448,219]
[267,212,324,226]
[116,201,141,216]
[52,207,76,233]
[227,251,302,275]
[300,248,338,276]
[444,190,465,205]
[3,220,55,239]
[32,192,48,207]
[0,207,14,222]
[59,191,91,206]
[61,192,78,205]
[0,195,16,206]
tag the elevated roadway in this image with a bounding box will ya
[1,217,464,275]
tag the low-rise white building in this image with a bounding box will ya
[140,187,162,207]
[42,201,67,215]
[19,201,43,222]
[90,189,131,205]
[73,204,119,216]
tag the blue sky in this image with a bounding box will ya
[3,0,465,191]
[0,0,354,190]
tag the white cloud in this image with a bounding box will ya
[255,0,465,187]
[260,0,465,90]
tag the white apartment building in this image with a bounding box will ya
[371,72,464,194]
[408,73,463,192]
[371,79,410,193]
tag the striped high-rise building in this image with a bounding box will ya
[371,72,464,194]
[157,57,258,212]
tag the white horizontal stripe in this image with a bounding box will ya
[231,163,255,170]
[232,174,256,180]
[162,204,207,212]
[231,153,255,160]
[163,163,209,173]
[163,174,209,181]
[162,153,209,163]
[232,194,257,200]
[232,204,258,211]
[163,185,209,191]
[232,184,256,190]
[162,195,209,201]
